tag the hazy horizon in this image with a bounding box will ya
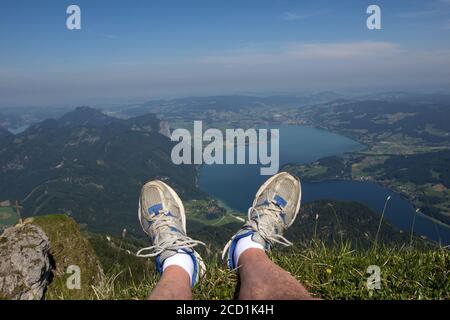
[1,0,450,108]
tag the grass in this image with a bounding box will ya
[0,207,19,226]
[30,215,103,300]
[90,240,450,300]
[13,214,448,300]
[275,242,449,300]
[184,199,244,227]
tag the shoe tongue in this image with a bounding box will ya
[159,247,193,264]
[250,201,285,249]
[159,249,177,263]
[250,232,268,249]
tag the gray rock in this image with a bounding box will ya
[0,223,52,300]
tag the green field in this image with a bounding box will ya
[184,199,244,227]
[0,207,18,227]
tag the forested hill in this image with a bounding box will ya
[0,107,202,234]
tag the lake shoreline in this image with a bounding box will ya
[198,125,450,244]
[279,122,450,228]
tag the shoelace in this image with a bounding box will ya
[222,200,292,260]
[249,200,293,247]
[136,209,205,258]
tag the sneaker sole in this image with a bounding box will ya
[251,172,302,228]
[193,250,207,281]
[138,180,187,235]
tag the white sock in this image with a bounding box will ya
[162,249,194,285]
[233,234,265,266]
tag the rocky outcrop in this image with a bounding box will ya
[30,214,104,299]
[0,224,52,300]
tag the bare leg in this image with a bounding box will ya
[238,249,315,300]
[148,266,192,300]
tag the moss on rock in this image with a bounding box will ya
[28,215,103,299]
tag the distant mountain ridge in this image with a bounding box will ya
[58,106,121,127]
[0,106,72,131]
[111,92,344,118]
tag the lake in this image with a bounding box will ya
[8,125,29,135]
[198,125,450,245]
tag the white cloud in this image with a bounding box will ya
[198,41,402,66]
[285,41,401,59]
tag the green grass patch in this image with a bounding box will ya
[30,214,103,300]
[0,207,18,226]
[90,241,449,300]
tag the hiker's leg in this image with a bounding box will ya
[238,248,315,300]
[222,173,314,299]
[138,180,205,300]
[149,265,192,300]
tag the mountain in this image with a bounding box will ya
[0,113,22,130]
[59,106,121,127]
[0,107,202,234]
[0,127,13,145]
[111,93,343,119]
[304,99,450,144]
[360,92,450,104]
[285,200,410,247]
[0,106,71,131]
[188,200,410,250]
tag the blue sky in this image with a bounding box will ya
[1,0,450,107]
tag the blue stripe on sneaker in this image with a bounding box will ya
[157,249,199,287]
[228,230,254,270]
[191,255,198,288]
[148,204,163,215]
[155,255,163,274]
[178,249,198,288]
[274,195,287,208]
[169,226,181,233]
